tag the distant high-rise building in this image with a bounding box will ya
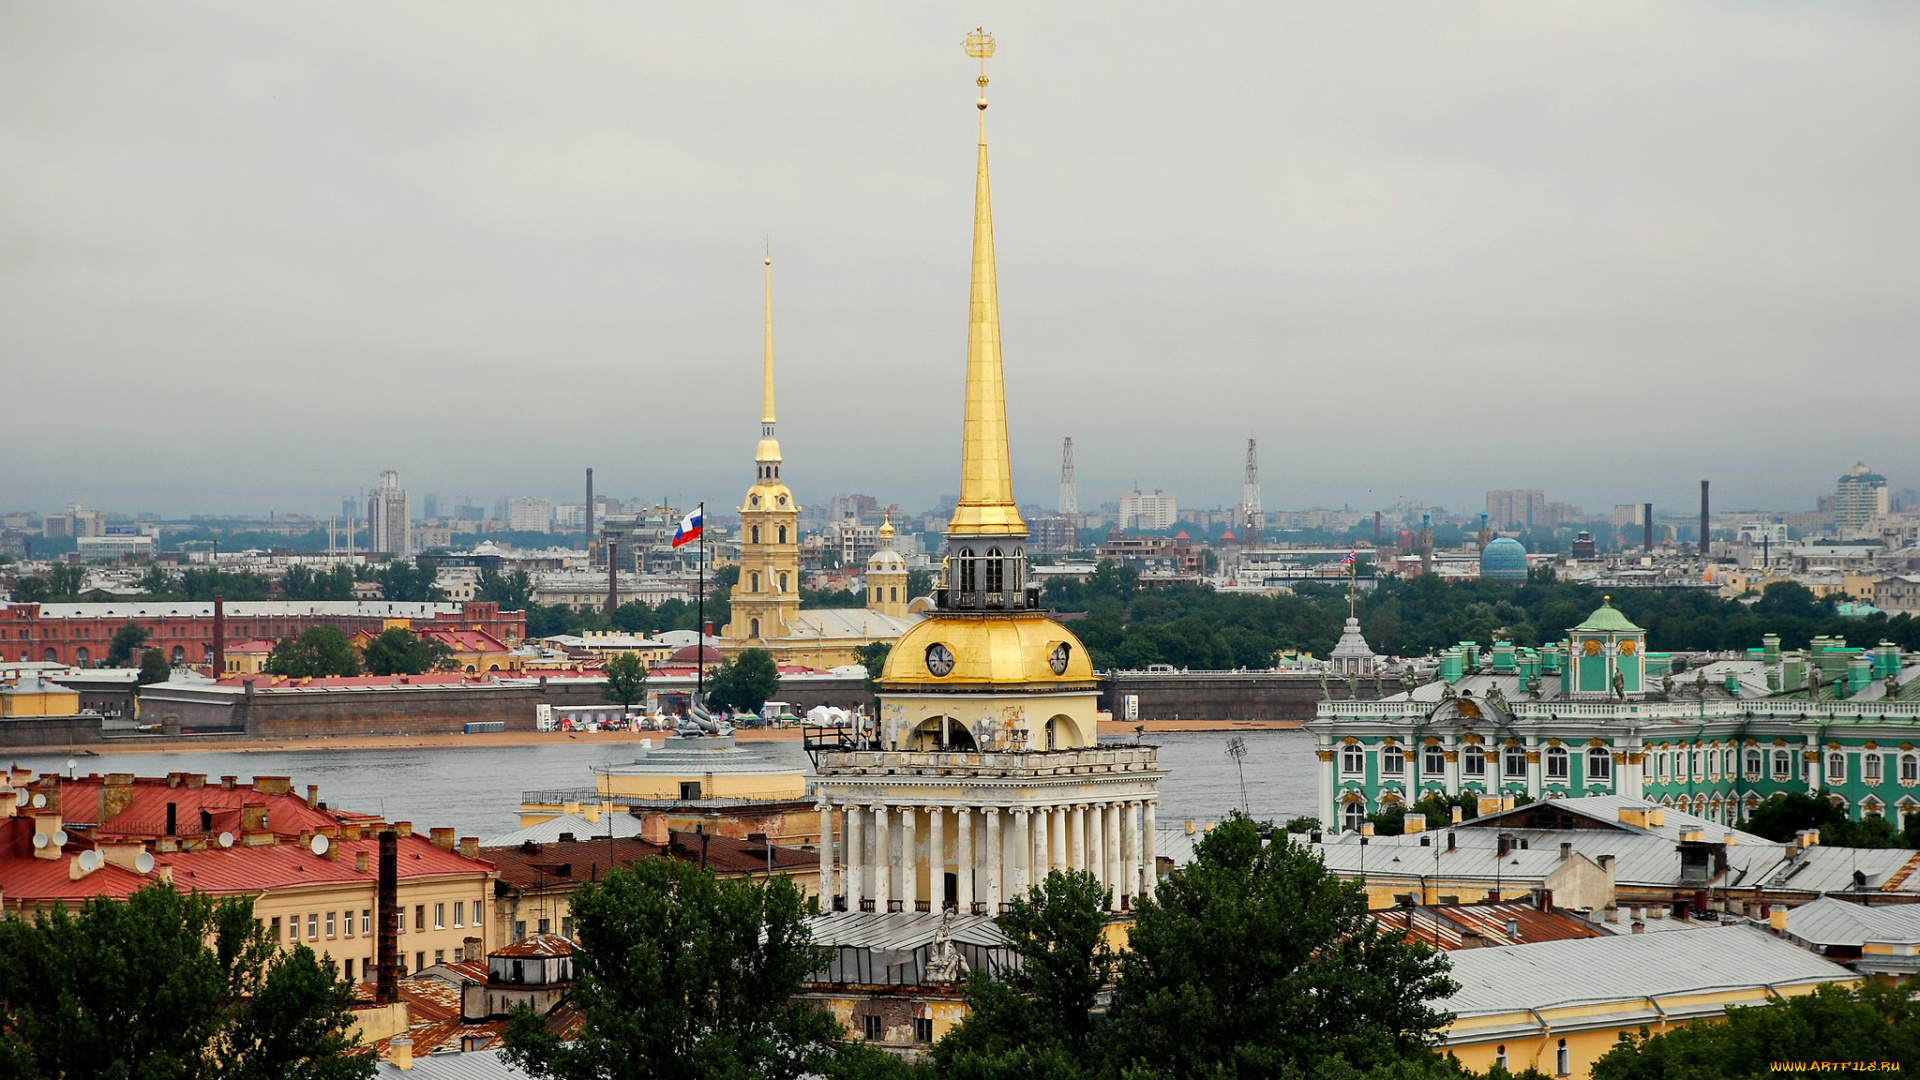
[1486,489,1546,530]
[1243,439,1263,540]
[1835,463,1890,530]
[506,498,552,533]
[342,497,359,523]
[1059,437,1077,517]
[368,471,411,554]
[421,493,439,520]
[1119,489,1179,531]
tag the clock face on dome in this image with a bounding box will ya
[1049,643,1070,675]
[926,643,955,677]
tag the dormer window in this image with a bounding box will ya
[985,548,1004,593]
[958,549,977,593]
[751,495,761,508]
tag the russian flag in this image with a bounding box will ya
[672,506,703,548]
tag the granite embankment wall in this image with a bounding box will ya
[1099,671,1390,725]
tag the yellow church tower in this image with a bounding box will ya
[721,255,802,645]
[865,513,909,618]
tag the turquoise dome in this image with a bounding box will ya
[1480,537,1528,582]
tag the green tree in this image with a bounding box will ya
[476,568,533,609]
[500,859,840,1080]
[282,565,355,602]
[708,647,781,715]
[106,621,151,667]
[0,885,371,1080]
[46,564,85,599]
[178,568,273,602]
[374,559,445,602]
[602,652,650,714]
[264,626,362,678]
[137,649,173,685]
[137,565,178,597]
[361,627,451,676]
[1590,981,1920,1080]
[854,641,891,696]
[932,870,1114,1079]
[9,575,50,604]
[1106,814,1458,1075]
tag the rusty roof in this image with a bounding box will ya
[484,831,813,891]
[492,933,573,958]
[1372,900,1606,950]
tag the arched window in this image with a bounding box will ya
[1773,750,1793,780]
[1587,748,1612,782]
[1462,747,1486,777]
[169,646,184,665]
[1504,747,1527,778]
[1746,748,1764,779]
[750,572,760,593]
[1545,747,1569,780]
[1380,746,1404,776]
[1340,745,1364,775]
[42,648,56,663]
[1342,801,1366,831]
[1829,753,1847,782]
[1424,745,1445,775]
[1865,753,1884,784]
[75,647,89,668]
[1903,755,1918,784]
[777,525,788,544]
[985,547,1004,593]
[889,587,898,602]
[751,526,761,545]
[778,572,789,593]
[1656,753,1668,782]
[750,618,760,638]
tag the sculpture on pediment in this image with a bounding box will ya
[926,909,967,982]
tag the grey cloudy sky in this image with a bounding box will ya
[3,2,1915,521]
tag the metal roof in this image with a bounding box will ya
[806,910,1010,951]
[1466,795,1778,847]
[1308,826,1785,891]
[1439,925,1851,1018]
[1763,846,1920,895]
[480,813,649,848]
[374,1049,532,1078]
[1372,900,1605,949]
[1785,895,1920,948]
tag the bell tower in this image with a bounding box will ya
[722,253,802,645]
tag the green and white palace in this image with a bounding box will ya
[1308,600,1920,833]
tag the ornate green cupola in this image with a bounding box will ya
[1569,597,1647,699]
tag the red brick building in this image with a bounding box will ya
[0,601,525,670]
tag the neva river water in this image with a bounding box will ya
[6,729,1318,841]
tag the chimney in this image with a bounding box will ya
[1359,821,1376,838]
[1632,919,1646,934]
[1404,812,1426,834]
[376,829,400,1005]
[1459,930,1485,948]
[1450,806,1463,825]
[1506,916,1521,939]
[640,813,670,846]
[99,773,135,823]
[1559,842,1572,860]
[305,785,319,809]
[390,1035,413,1071]
[458,836,479,860]
[1605,904,1619,923]
[606,540,619,616]
[221,776,237,790]
[1497,833,1513,858]
[394,821,413,838]
[1446,830,1456,852]
[1769,904,1788,932]
[356,850,370,873]
[430,827,455,850]
[1643,504,1653,554]
[1699,480,1710,557]
[212,595,226,676]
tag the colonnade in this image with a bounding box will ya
[816,800,1157,914]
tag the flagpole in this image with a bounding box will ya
[696,501,705,712]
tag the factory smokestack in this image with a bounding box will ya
[376,828,399,1003]
[1699,480,1710,558]
[1643,504,1653,555]
[606,540,619,616]
[585,467,595,562]
[211,595,225,677]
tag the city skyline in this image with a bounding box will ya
[4,4,1916,516]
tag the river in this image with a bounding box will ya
[6,729,1319,841]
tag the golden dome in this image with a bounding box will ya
[880,613,1095,688]
[867,548,906,574]
[741,480,795,513]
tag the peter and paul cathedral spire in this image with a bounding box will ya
[756,248,781,481]
[723,250,800,646]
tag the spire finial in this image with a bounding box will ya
[949,28,1024,538]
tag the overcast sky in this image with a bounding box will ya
[3,2,1915,522]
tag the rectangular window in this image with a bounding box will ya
[1656,754,1668,782]
[1341,746,1364,775]
[473,900,482,926]
[308,914,318,940]
[434,903,445,930]
[1589,751,1612,782]
[1504,749,1526,778]
[415,905,425,932]
[515,920,527,941]
[326,912,336,938]
[915,1017,934,1043]
[270,916,281,941]
[434,950,444,966]
[538,918,551,934]
[454,902,464,928]
[415,951,425,973]
[1380,746,1404,776]
[561,916,573,939]
[1546,752,1569,780]
[1829,754,1847,782]
[864,1014,882,1041]
[1904,756,1917,783]
[345,958,354,981]
[344,910,353,938]
[1424,748,1445,775]
[363,910,372,936]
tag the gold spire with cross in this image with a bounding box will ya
[948,28,1025,537]
[756,245,781,467]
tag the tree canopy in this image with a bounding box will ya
[0,885,371,1080]
[137,649,173,685]
[105,621,151,667]
[1590,981,1920,1080]
[264,626,362,678]
[602,652,649,712]
[707,648,781,715]
[360,627,452,676]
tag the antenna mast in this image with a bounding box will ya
[1243,438,1263,543]
[1058,437,1077,517]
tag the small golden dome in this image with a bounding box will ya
[880,613,1094,688]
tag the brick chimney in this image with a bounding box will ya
[430,827,455,850]
[458,836,479,860]
[640,813,670,845]
[211,595,225,676]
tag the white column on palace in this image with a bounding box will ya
[1105,801,1123,910]
[984,807,1002,910]
[1051,804,1067,872]
[817,803,833,901]
[1120,801,1137,904]
[1031,806,1049,884]
[900,805,918,912]
[1317,747,1337,831]
[1141,800,1157,901]
[955,807,974,912]
[871,805,891,911]
[1443,744,1461,796]
[928,805,946,910]
[1012,808,1031,898]
[1070,804,1087,873]
[844,805,863,909]
[1087,803,1106,895]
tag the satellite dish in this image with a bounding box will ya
[51,830,68,847]
[218,832,234,849]
[135,851,155,874]
[78,850,100,872]
[32,833,47,849]
[31,793,46,809]
[311,834,330,856]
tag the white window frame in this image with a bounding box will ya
[1773,750,1792,780]
[1504,748,1527,778]
[1341,745,1364,775]
[1381,745,1405,777]
[1903,755,1918,784]
[1424,747,1445,775]
[1545,747,1569,781]
[1463,748,1486,777]
[1588,749,1612,782]
[1746,749,1763,780]
[1865,754,1883,784]
[1829,753,1846,783]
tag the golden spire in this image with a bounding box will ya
[948,29,1025,537]
[756,248,781,466]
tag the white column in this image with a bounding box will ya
[900,805,918,912]
[1317,748,1337,832]
[1525,740,1542,799]
[1012,808,1031,899]
[955,807,974,913]
[1141,800,1157,902]
[928,805,946,910]
[845,805,863,910]
[1051,805,1067,872]
[1089,803,1107,896]
[817,803,833,904]
[1031,806,1050,884]
[1104,801,1123,911]
[871,805,891,912]
[1070,804,1087,873]
[1120,801,1137,906]
[1443,745,1461,797]
[1621,743,1643,800]
[984,808,1002,910]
